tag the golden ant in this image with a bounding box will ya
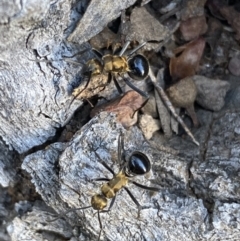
[48,133,160,240]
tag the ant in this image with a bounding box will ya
[70,41,150,103]
[48,133,160,240]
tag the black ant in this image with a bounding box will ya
[48,133,159,240]
[70,41,150,103]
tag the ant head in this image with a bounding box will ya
[125,151,151,177]
[127,54,149,80]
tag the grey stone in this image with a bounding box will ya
[193,75,230,111]
[68,0,137,44]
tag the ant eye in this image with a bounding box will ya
[127,151,151,175]
[128,54,149,80]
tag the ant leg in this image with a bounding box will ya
[100,196,116,213]
[107,195,116,211]
[97,210,103,241]
[64,59,83,65]
[130,97,149,119]
[68,73,92,107]
[94,151,115,175]
[92,178,110,182]
[121,74,149,99]
[119,41,131,56]
[127,42,147,57]
[112,74,124,95]
[47,205,92,222]
[117,133,126,167]
[123,187,142,218]
[92,48,103,59]
[130,180,160,192]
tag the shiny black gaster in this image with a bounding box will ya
[127,151,151,175]
[128,54,149,80]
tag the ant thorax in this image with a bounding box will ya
[101,170,129,199]
[102,55,129,74]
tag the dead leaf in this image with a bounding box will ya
[180,0,207,21]
[139,114,161,140]
[180,15,208,41]
[169,37,205,81]
[91,90,146,128]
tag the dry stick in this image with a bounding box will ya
[148,68,199,146]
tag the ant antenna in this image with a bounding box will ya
[47,205,92,222]
[97,210,103,241]
[127,42,147,57]
[119,41,147,57]
[48,206,103,241]
[121,74,149,98]
[119,41,131,56]
[63,58,83,66]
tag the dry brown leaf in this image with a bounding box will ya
[91,90,146,128]
[169,37,205,81]
[180,15,208,41]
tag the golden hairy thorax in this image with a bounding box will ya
[90,171,129,210]
[101,171,129,199]
[102,55,129,73]
[86,55,129,76]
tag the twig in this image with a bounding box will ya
[149,67,199,146]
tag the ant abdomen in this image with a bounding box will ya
[126,151,151,176]
[128,54,149,80]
